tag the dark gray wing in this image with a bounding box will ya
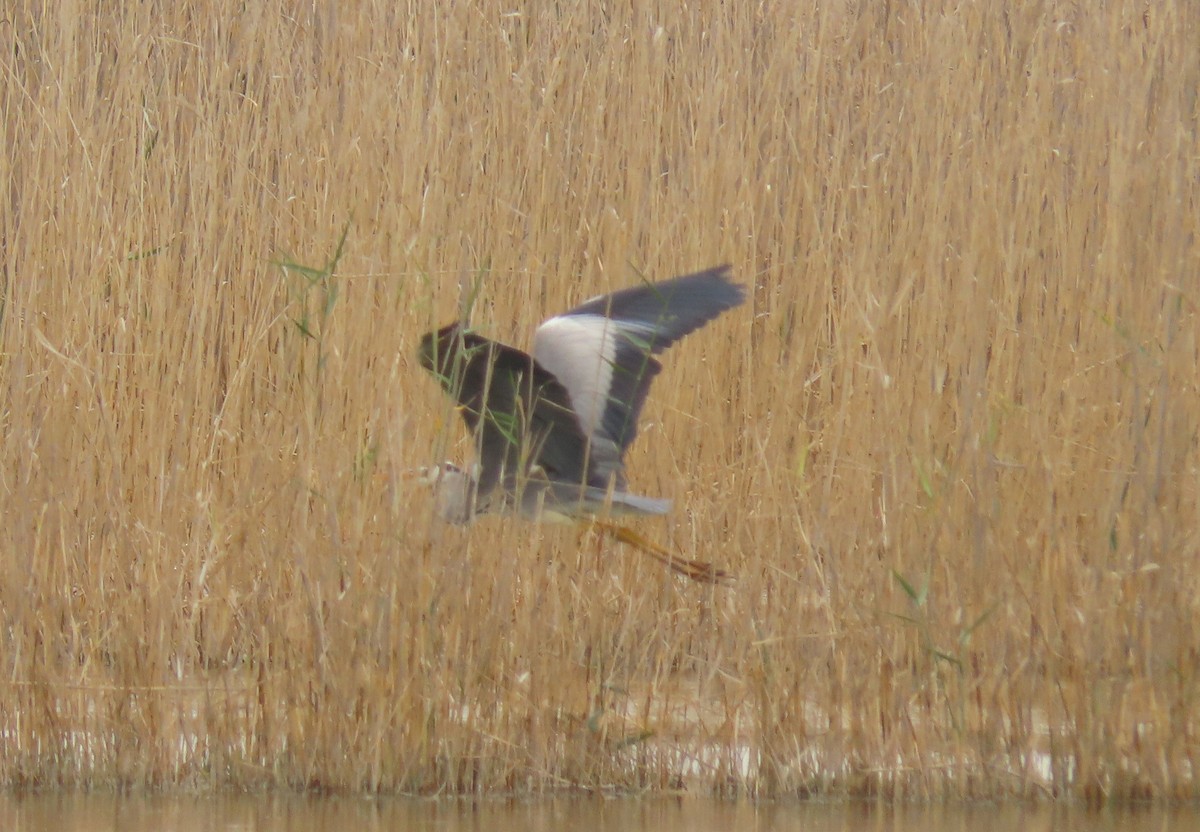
[532,265,744,481]
[418,323,594,494]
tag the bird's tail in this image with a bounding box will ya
[606,492,672,515]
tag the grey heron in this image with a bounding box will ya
[417,265,744,583]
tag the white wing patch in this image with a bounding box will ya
[533,314,619,441]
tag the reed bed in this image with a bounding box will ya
[1,0,1197,801]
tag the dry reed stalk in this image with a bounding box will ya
[0,0,1197,800]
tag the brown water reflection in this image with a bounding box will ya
[1,793,1193,831]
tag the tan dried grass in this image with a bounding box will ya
[1,0,1197,800]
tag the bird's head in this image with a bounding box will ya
[412,461,478,525]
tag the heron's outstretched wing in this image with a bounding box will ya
[532,265,744,473]
[418,324,593,495]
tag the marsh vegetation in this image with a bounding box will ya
[1,1,1197,800]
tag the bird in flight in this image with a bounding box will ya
[417,265,744,582]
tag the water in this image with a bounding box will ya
[1,793,1195,832]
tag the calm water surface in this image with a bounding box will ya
[1,793,1194,831]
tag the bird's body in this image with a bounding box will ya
[417,265,743,581]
